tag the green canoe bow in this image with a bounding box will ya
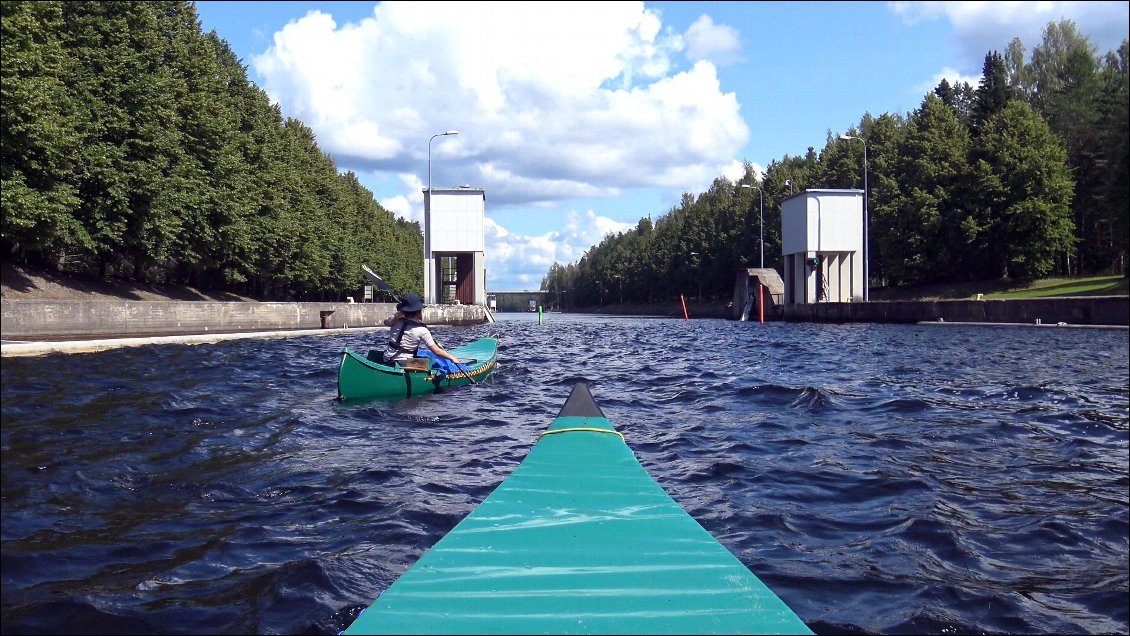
[344,382,813,634]
[337,336,498,400]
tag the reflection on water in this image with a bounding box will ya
[2,314,1127,634]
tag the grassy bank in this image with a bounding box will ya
[870,275,1128,301]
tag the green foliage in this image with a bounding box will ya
[1097,42,1129,265]
[0,0,421,300]
[1027,21,1125,275]
[970,101,1076,279]
[888,94,970,284]
[0,1,84,263]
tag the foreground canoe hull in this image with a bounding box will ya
[345,383,812,634]
[337,337,497,400]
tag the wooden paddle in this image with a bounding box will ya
[361,263,478,385]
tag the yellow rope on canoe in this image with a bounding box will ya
[539,427,625,442]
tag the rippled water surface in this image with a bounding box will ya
[2,315,1127,635]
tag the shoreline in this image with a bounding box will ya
[1,326,385,358]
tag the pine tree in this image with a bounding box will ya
[969,101,1076,279]
[971,51,1016,133]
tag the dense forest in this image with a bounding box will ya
[542,20,1129,309]
[2,1,423,301]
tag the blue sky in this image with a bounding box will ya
[194,1,1128,291]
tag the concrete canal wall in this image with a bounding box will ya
[3,296,1125,342]
[576,296,1128,326]
[1,299,490,340]
[782,296,1128,326]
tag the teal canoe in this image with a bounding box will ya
[344,382,813,634]
[337,336,498,400]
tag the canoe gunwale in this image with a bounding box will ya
[538,426,625,443]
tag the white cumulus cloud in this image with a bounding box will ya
[483,211,634,290]
[683,14,744,65]
[249,1,749,289]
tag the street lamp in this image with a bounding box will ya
[740,184,764,268]
[428,130,459,195]
[839,134,869,301]
[740,184,767,323]
[425,130,458,304]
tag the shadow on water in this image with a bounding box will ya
[2,314,1127,635]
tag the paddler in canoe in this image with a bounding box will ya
[374,292,463,368]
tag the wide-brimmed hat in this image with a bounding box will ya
[396,293,425,313]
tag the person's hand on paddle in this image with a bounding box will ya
[425,341,477,384]
[426,341,460,364]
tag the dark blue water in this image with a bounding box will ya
[2,315,1127,635]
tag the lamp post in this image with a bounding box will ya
[428,130,459,195]
[740,184,766,323]
[425,130,458,304]
[426,129,460,229]
[839,134,868,301]
[740,184,764,268]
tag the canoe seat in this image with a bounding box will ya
[398,357,432,372]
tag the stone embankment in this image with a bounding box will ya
[3,294,1125,357]
[1,299,490,341]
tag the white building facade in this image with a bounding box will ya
[780,189,864,304]
[424,186,487,306]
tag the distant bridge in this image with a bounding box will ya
[487,290,553,312]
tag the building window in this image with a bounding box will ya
[440,256,458,304]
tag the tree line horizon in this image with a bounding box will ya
[2,5,1125,306]
[541,19,1128,309]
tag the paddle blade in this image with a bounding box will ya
[361,264,398,301]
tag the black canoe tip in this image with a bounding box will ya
[556,382,606,419]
